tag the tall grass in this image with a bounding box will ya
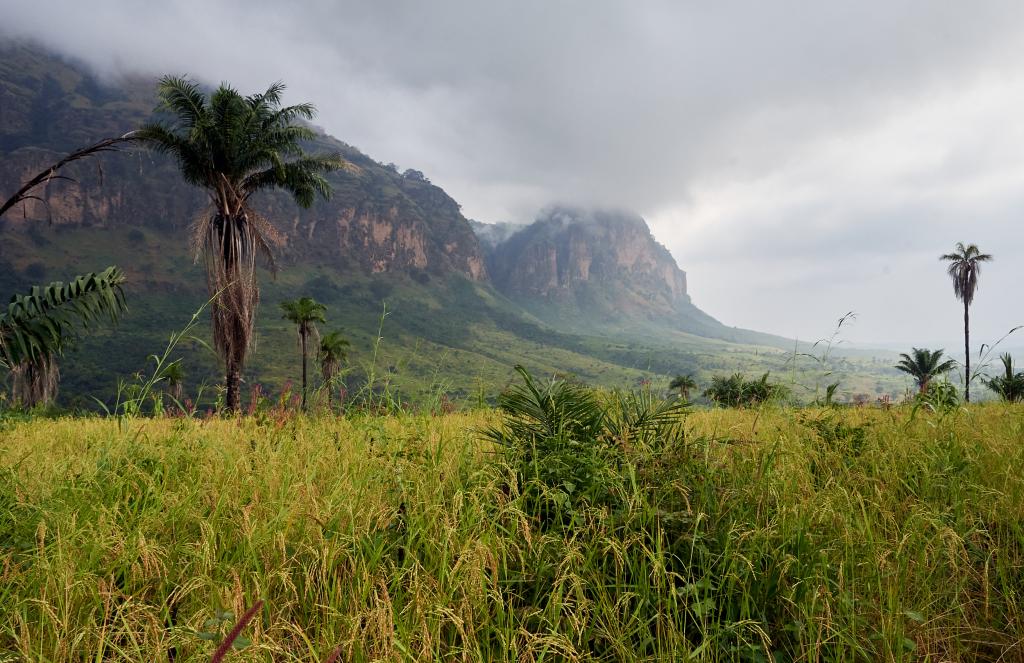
[1,400,1023,660]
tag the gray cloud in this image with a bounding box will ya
[3,0,1024,345]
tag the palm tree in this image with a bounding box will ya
[160,360,185,406]
[940,242,993,402]
[280,297,326,410]
[982,353,1024,403]
[895,347,957,394]
[136,77,346,412]
[318,331,351,409]
[668,374,697,400]
[0,267,127,407]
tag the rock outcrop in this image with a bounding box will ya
[483,207,691,319]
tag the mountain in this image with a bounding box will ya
[0,41,905,404]
[476,207,794,347]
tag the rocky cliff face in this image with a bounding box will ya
[0,42,487,281]
[483,207,690,319]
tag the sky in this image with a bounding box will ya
[3,0,1024,348]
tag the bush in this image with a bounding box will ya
[486,366,686,527]
[704,371,790,407]
[914,379,961,412]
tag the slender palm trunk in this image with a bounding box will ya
[226,362,241,412]
[300,331,308,411]
[964,301,971,403]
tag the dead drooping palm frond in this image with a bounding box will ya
[0,132,139,220]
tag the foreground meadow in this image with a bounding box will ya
[1,404,1023,662]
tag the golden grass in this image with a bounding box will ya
[1,404,1023,661]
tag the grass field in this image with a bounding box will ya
[2,402,1023,661]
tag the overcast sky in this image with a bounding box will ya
[4,1,1024,348]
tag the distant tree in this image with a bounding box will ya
[318,331,351,409]
[136,77,347,412]
[280,297,326,410]
[0,267,126,407]
[668,374,697,400]
[160,360,185,405]
[895,347,957,393]
[704,372,787,407]
[982,353,1024,403]
[940,242,992,402]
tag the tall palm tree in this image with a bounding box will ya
[0,267,127,407]
[281,297,326,410]
[941,242,993,402]
[136,77,346,412]
[895,347,957,394]
[319,331,351,409]
[668,374,697,400]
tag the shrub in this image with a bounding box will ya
[704,371,790,407]
[486,365,687,526]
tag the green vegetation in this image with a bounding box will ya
[2,391,1023,660]
[703,372,791,408]
[982,353,1024,403]
[2,49,1022,662]
[0,267,126,407]
[136,76,346,411]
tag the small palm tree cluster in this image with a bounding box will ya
[280,296,349,410]
[895,242,1005,403]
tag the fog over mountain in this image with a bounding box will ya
[3,1,1024,346]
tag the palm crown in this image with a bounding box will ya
[941,242,992,307]
[895,347,957,392]
[319,331,351,368]
[669,374,697,399]
[983,353,1024,403]
[280,297,327,338]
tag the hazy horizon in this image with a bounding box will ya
[2,1,1023,346]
